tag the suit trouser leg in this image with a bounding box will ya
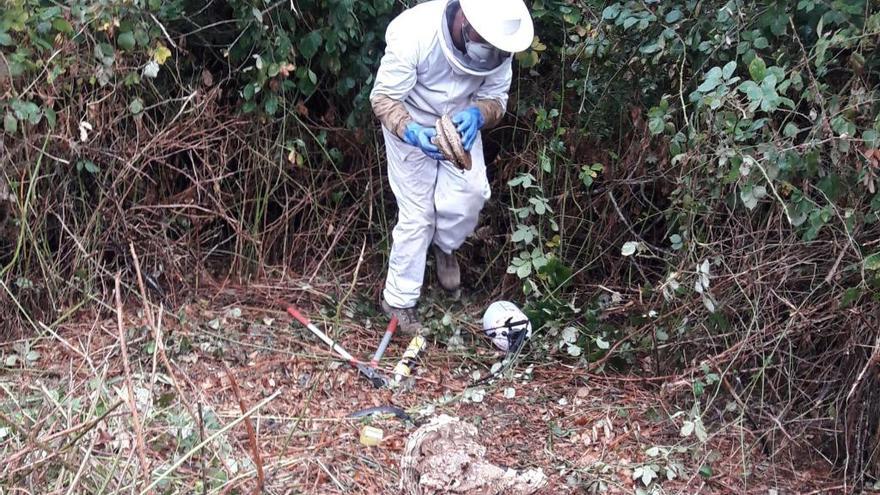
[383,129,490,308]
[432,133,491,254]
[382,127,438,308]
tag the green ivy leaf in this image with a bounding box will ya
[738,81,762,103]
[639,39,663,54]
[12,100,40,122]
[740,184,766,210]
[77,160,99,174]
[649,114,665,135]
[51,18,73,34]
[39,6,61,21]
[129,98,143,114]
[623,16,639,30]
[602,4,622,20]
[243,83,256,100]
[699,465,713,478]
[95,43,115,66]
[264,95,278,116]
[760,78,781,112]
[515,50,539,68]
[299,30,323,59]
[722,60,737,80]
[134,28,150,47]
[117,31,135,51]
[840,287,862,308]
[831,115,856,138]
[665,9,682,23]
[749,56,767,81]
[814,36,830,68]
[43,107,56,128]
[4,113,17,134]
[697,66,723,93]
[865,252,880,271]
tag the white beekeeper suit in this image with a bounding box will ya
[370,0,534,319]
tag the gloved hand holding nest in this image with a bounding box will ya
[433,114,473,170]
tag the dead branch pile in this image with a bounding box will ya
[0,79,386,329]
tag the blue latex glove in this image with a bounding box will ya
[451,107,484,151]
[403,122,444,161]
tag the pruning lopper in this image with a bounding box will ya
[286,305,398,388]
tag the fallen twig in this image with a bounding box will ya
[198,403,208,495]
[114,273,151,490]
[222,362,266,493]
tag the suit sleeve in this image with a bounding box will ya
[370,17,420,138]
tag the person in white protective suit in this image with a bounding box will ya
[370,0,534,333]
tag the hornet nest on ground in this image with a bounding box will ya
[400,415,547,495]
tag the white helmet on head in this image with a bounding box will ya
[459,0,535,54]
[482,301,532,352]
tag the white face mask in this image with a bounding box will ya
[461,21,501,65]
[465,40,496,64]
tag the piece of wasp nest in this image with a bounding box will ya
[434,114,472,170]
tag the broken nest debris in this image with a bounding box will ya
[400,414,547,495]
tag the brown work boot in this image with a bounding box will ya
[381,299,424,335]
[433,245,460,292]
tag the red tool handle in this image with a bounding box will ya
[387,315,398,335]
[286,306,310,326]
[369,315,399,367]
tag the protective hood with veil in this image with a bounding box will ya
[439,0,510,77]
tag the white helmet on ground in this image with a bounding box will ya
[459,0,535,54]
[482,301,532,352]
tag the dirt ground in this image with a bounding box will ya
[0,286,844,494]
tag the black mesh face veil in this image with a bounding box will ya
[441,0,509,74]
[485,318,530,353]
